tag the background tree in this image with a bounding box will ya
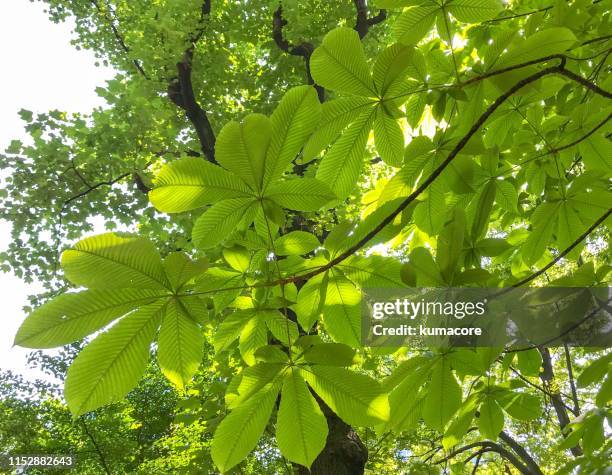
[2,0,611,473]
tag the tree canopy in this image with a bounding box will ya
[2,0,611,473]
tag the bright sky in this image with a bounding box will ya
[0,1,115,379]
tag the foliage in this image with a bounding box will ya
[2,0,611,473]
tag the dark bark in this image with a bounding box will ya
[167,0,217,163]
[539,348,583,457]
[272,6,324,102]
[297,397,368,475]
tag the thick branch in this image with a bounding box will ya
[353,0,386,39]
[539,348,583,457]
[272,5,324,101]
[168,1,216,162]
[499,432,544,475]
[435,441,532,475]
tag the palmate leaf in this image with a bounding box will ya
[522,202,561,266]
[163,252,208,292]
[422,356,462,431]
[265,178,336,211]
[157,299,204,390]
[373,107,404,167]
[296,273,328,331]
[393,5,438,45]
[192,198,256,249]
[477,396,504,439]
[215,113,272,192]
[14,288,165,348]
[310,27,376,97]
[61,233,169,290]
[300,365,390,427]
[274,231,320,256]
[265,85,322,186]
[64,300,165,417]
[225,362,285,409]
[315,107,375,200]
[276,368,328,468]
[303,96,374,162]
[446,0,504,23]
[211,381,280,473]
[148,157,253,213]
[322,273,361,347]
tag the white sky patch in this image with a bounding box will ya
[0,1,115,381]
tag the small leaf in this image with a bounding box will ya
[192,198,255,249]
[274,231,320,256]
[266,178,336,211]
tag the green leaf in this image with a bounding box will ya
[303,343,358,366]
[14,289,164,348]
[296,273,327,331]
[373,107,404,166]
[577,353,612,388]
[447,0,503,23]
[557,203,585,260]
[266,178,335,211]
[475,238,511,257]
[195,267,244,313]
[316,107,375,200]
[263,310,299,347]
[225,363,284,409]
[310,27,376,97]
[302,97,373,162]
[393,6,438,45]
[274,231,320,256]
[423,357,462,431]
[192,198,255,249]
[470,180,496,240]
[497,391,541,421]
[437,208,466,281]
[157,299,203,389]
[496,27,577,69]
[409,247,444,286]
[522,202,560,266]
[414,181,446,235]
[276,368,328,468]
[61,233,169,290]
[579,135,612,171]
[516,348,542,377]
[163,252,208,292]
[339,255,404,288]
[301,365,390,426]
[211,382,280,473]
[373,43,422,97]
[214,310,253,353]
[64,301,164,416]
[443,396,478,449]
[215,114,272,191]
[478,396,504,439]
[239,313,269,366]
[495,180,518,213]
[265,85,322,186]
[149,158,253,213]
[322,274,361,347]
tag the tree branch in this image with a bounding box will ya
[272,5,324,101]
[499,431,544,475]
[90,0,148,78]
[563,344,581,415]
[510,209,611,288]
[539,348,583,457]
[435,441,533,475]
[168,0,217,162]
[281,64,566,285]
[353,0,386,39]
[80,419,112,475]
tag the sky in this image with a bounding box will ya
[0,1,115,379]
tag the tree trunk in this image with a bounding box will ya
[296,399,367,475]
